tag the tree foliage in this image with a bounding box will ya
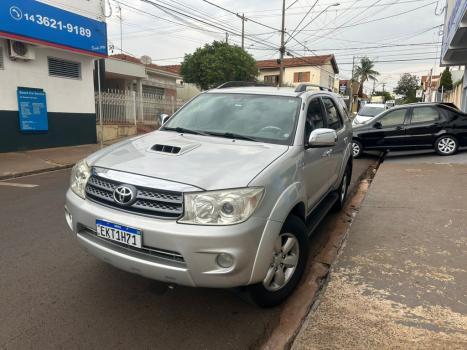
[439,67,453,91]
[394,73,420,103]
[353,57,379,96]
[180,41,258,90]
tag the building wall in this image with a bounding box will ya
[39,0,105,20]
[259,65,336,89]
[0,0,105,152]
[0,40,95,113]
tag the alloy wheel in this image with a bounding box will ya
[437,137,456,154]
[263,233,300,291]
[352,142,360,157]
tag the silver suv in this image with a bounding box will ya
[65,83,353,307]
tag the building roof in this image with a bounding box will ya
[108,54,181,78]
[109,53,142,64]
[256,55,339,74]
[160,65,181,75]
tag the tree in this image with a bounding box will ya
[373,90,395,101]
[394,73,420,103]
[353,57,379,97]
[180,41,258,90]
[439,67,453,91]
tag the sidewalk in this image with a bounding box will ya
[0,138,130,180]
[292,151,467,349]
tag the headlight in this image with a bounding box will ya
[179,187,264,225]
[70,159,91,199]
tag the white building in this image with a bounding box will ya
[441,0,467,111]
[257,55,339,91]
[0,0,107,152]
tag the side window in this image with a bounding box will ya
[378,109,406,127]
[305,98,325,142]
[411,107,440,123]
[322,97,343,130]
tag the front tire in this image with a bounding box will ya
[247,215,308,308]
[352,140,363,158]
[435,135,458,156]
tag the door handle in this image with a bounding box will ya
[321,149,333,157]
[395,126,404,131]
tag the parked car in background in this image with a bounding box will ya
[352,103,387,126]
[65,83,353,307]
[385,100,395,109]
[352,102,467,158]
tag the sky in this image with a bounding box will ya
[105,0,447,94]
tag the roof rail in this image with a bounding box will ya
[294,84,332,93]
[216,81,273,89]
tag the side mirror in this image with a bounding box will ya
[373,121,382,129]
[159,113,170,125]
[308,128,337,147]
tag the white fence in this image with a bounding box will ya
[95,89,184,127]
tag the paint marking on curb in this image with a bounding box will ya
[0,182,38,188]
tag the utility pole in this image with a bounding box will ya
[279,0,286,87]
[117,3,123,54]
[382,83,386,93]
[349,55,355,113]
[372,79,376,95]
[236,13,246,49]
[225,32,229,44]
[427,68,433,102]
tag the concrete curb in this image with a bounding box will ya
[260,154,384,350]
[0,164,74,181]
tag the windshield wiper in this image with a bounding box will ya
[203,131,260,142]
[163,127,209,136]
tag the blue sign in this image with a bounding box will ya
[441,0,467,62]
[0,0,107,56]
[17,87,48,132]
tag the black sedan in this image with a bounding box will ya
[352,103,467,157]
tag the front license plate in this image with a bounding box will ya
[96,219,142,248]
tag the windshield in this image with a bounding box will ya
[358,105,385,117]
[163,93,301,145]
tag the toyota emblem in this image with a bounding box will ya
[113,185,136,206]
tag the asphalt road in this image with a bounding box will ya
[0,156,378,350]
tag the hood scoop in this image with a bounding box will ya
[148,140,200,156]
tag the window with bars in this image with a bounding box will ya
[48,57,81,79]
[264,75,279,85]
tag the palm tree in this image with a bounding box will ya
[353,57,379,97]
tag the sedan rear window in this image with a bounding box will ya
[358,106,386,117]
[411,107,439,123]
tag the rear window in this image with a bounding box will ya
[358,105,385,117]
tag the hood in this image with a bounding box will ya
[88,131,288,190]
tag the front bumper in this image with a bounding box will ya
[65,190,281,288]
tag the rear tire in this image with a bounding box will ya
[435,135,458,156]
[332,162,351,211]
[352,140,363,158]
[247,215,308,308]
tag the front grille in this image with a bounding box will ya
[79,226,186,265]
[85,175,183,219]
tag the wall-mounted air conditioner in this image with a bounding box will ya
[8,40,36,61]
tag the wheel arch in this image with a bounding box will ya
[248,182,306,284]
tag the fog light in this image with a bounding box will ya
[216,253,234,268]
[64,206,73,230]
